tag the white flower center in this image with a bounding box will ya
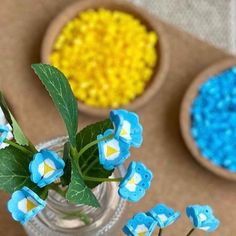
[38,158,56,178]
[120,120,131,140]
[158,213,168,223]
[103,139,120,160]
[18,197,37,213]
[135,224,148,236]
[125,173,142,192]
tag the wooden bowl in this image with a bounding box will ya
[41,0,169,117]
[180,58,236,181]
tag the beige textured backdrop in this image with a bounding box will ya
[127,0,236,54]
[0,0,236,235]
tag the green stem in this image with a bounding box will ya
[4,139,34,155]
[186,228,195,236]
[51,183,90,225]
[70,147,82,175]
[158,228,163,236]
[70,133,114,179]
[83,176,122,183]
[82,158,98,175]
[76,133,114,162]
[62,210,91,225]
[80,134,114,175]
[29,141,37,153]
[80,148,97,170]
[50,183,67,198]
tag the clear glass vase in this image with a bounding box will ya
[23,137,127,236]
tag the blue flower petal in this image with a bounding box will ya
[29,153,44,184]
[110,109,143,148]
[29,149,65,188]
[147,203,181,228]
[123,212,157,236]
[186,205,220,232]
[0,124,10,144]
[7,186,46,224]
[40,149,65,169]
[97,129,130,170]
[37,169,64,188]
[119,161,153,202]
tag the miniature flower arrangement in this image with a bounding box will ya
[0,64,220,235]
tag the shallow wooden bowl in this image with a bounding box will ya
[180,58,236,181]
[41,0,169,117]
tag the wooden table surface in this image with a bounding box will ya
[0,0,236,235]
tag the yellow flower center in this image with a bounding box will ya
[120,128,128,136]
[44,162,55,175]
[106,145,118,157]
[138,232,147,236]
[128,177,136,185]
[26,199,37,212]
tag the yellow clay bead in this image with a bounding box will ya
[50,9,158,108]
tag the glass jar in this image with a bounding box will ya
[23,137,127,236]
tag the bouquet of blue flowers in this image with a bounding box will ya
[0,64,220,235]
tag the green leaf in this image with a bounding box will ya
[0,146,47,199]
[61,142,71,186]
[66,158,100,208]
[31,64,78,146]
[76,119,113,189]
[0,92,11,122]
[0,92,29,146]
[10,114,29,146]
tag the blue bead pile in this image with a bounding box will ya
[191,67,236,172]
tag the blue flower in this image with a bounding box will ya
[123,212,157,236]
[0,124,13,149]
[29,149,65,188]
[0,124,10,143]
[7,186,46,224]
[186,205,220,232]
[147,203,181,228]
[110,109,143,148]
[0,108,7,124]
[118,161,153,202]
[97,129,130,170]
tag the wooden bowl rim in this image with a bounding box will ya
[180,58,236,181]
[41,0,170,117]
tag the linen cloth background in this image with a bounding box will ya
[126,0,236,53]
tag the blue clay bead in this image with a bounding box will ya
[228,165,236,173]
[195,139,206,150]
[191,67,236,172]
[191,127,198,138]
[231,67,236,74]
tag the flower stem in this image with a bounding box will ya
[62,210,91,225]
[186,228,195,236]
[82,158,98,175]
[79,134,114,175]
[70,147,83,176]
[29,141,38,153]
[70,134,114,176]
[158,228,163,236]
[76,133,114,162]
[83,176,122,183]
[4,139,34,156]
[80,148,97,170]
[50,183,67,198]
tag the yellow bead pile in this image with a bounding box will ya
[50,9,158,108]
